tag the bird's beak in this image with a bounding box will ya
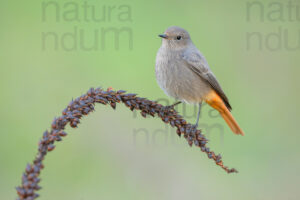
[158,34,168,39]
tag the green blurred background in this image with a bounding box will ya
[1,0,300,199]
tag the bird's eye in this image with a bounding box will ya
[176,36,182,40]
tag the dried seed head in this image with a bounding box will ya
[47,144,55,151]
[17,87,237,199]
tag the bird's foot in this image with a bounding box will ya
[162,101,181,113]
[162,105,176,113]
[191,123,198,130]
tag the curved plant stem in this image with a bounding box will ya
[16,87,237,200]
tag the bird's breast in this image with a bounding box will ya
[155,49,179,95]
[155,48,211,103]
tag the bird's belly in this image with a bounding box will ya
[156,58,211,104]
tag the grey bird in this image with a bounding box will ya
[155,26,244,135]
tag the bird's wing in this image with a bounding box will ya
[182,50,232,111]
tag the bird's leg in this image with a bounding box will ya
[163,101,181,112]
[193,102,202,128]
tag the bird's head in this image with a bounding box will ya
[158,26,192,49]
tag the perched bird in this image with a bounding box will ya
[155,26,244,135]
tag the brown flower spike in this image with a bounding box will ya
[16,87,237,200]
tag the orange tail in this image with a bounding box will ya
[204,91,244,136]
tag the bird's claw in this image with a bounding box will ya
[191,124,198,130]
[162,105,175,113]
